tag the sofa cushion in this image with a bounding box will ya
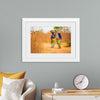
[0,71,26,96]
[1,77,25,100]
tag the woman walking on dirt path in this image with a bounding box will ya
[51,32,56,48]
[56,33,62,48]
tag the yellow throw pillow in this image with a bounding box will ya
[0,71,26,96]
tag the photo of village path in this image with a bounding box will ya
[31,26,71,53]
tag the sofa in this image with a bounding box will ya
[21,79,36,100]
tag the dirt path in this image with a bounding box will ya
[41,43,71,53]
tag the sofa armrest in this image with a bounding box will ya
[21,79,36,100]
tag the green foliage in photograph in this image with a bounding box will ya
[67,40,71,47]
[54,26,63,31]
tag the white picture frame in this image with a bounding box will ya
[22,18,80,62]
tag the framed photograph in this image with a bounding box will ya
[22,18,80,62]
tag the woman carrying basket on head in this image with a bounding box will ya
[56,33,62,48]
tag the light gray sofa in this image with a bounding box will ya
[21,79,36,100]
